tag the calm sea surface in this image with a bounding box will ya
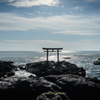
[0,51,100,79]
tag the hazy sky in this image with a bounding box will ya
[0,0,100,51]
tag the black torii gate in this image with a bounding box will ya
[42,48,63,62]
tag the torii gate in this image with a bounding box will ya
[42,48,63,62]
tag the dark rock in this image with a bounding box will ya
[1,60,100,100]
[63,57,71,59]
[0,74,100,100]
[26,61,86,77]
[0,61,17,78]
[18,64,26,70]
[0,79,35,100]
[36,91,70,100]
[45,74,100,100]
[93,60,100,65]
[86,77,100,83]
[98,58,100,60]
[32,77,61,93]
[0,76,61,100]
[7,71,15,77]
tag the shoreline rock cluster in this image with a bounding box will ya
[0,60,100,100]
[93,58,100,65]
[26,61,86,77]
[0,61,18,78]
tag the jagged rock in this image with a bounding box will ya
[36,91,70,100]
[18,64,26,70]
[0,74,100,100]
[98,58,100,60]
[86,77,100,83]
[31,77,61,93]
[63,57,71,59]
[0,61,17,78]
[45,74,100,100]
[93,60,100,65]
[0,76,61,100]
[26,61,86,77]
[0,60,100,100]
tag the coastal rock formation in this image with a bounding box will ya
[26,61,86,77]
[93,60,100,65]
[63,57,71,59]
[0,61,17,78]
[45,74,100,100]
[98,58,100,60]
[36,91,70,100]
[18,64,26,70]
[0,61,100,100]
[0,76,61,100]
[0,74,100,100]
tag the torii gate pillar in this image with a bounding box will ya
[42,48,63,62]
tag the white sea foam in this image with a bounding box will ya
[15,70,36,78]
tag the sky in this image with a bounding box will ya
[0,0,100,51]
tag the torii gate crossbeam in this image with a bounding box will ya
[42,48,63,62]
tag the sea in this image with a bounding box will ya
[0,51,100,80]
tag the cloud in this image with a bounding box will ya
[5,0,59,7]
[0,13,100,35]
[61,6,64,8]
[8,0,15,2]
[71,6,83,12]
[0,0,14,3]
[78,39,93,42]
[5,40,65,45]
[2,39,100,51]
[53,31,100,36]
[85,0,97,2]
[3,40,66,50]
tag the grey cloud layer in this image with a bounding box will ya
[0,13,100,35]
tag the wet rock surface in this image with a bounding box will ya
[26,61,86,77]
[63,57,71,60]
[36,91,70,100]
[18,64,26,70]
[0,74,100,100]
[93,60,100,65]
[0,61,100,100]
[98,58,100,60]
[0,76,61,100]
[0,61,17,78]
[45,74,100,100]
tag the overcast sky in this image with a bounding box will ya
[0,0,100,51]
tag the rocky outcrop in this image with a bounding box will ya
[18,64,26,70]
[45,74,100,100]
[0,61,100,100]
[93,60,100,65]
[36,91,70,100]
[0,76,61,100]
[63,57,71,59]
[26,61,86,77]
[98,58,100,60]
[0,61,17,78]
[0,74,100,100]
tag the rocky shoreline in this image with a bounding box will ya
[0,60,100,100]
[93,58,100,65]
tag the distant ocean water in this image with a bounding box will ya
[0,51,100,79]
